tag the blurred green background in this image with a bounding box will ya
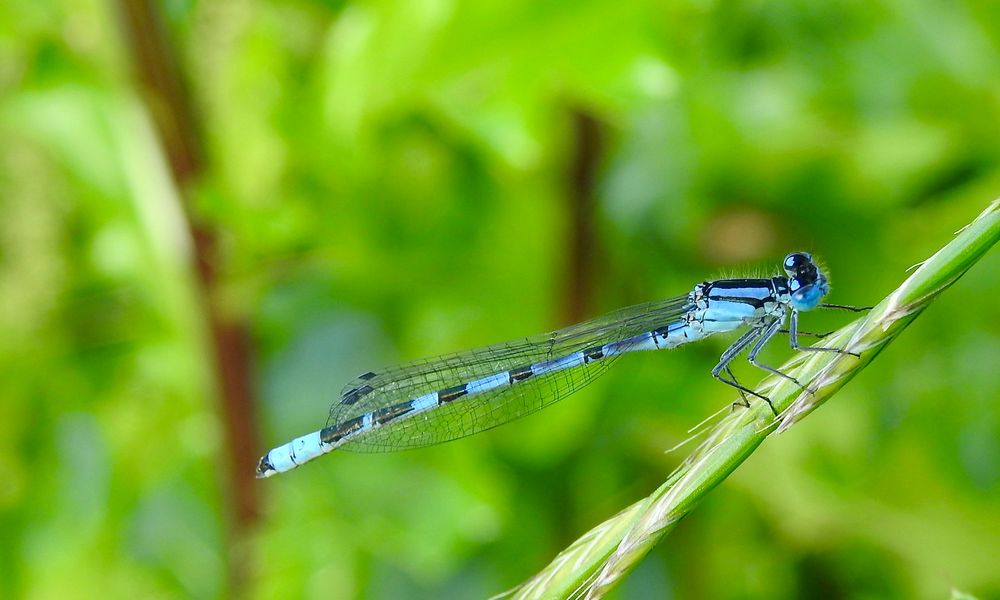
[3,0,1000,598]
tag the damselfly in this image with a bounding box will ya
[257,252,864,478]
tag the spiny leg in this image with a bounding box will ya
[748,317,813,395]
[726,365,750,410]
[789,311,861,358]
[779,328,833,338]
[819,303,873,312]
[711,326,776,415]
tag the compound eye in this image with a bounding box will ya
[783,252,813,272]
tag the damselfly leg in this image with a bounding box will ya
[747,317,813,394]
[711,326,778,416]
[781,303,871,353]
[779,328,833,338]
[820,303,873,312]
[789,311,862,358]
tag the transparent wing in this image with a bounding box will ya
[327,294,693,452]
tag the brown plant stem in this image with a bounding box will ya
[115,0,259,592]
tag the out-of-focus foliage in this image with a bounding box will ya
[2,0,1000,599]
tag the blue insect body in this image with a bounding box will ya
[257,252,855,478]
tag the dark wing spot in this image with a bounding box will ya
[341,384,373,405]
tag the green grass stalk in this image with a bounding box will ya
[502,199,1000,600]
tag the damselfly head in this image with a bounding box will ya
[783,252,829,311]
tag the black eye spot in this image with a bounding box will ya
[783,252,814,272]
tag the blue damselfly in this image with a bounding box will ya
[257,252,864,477]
